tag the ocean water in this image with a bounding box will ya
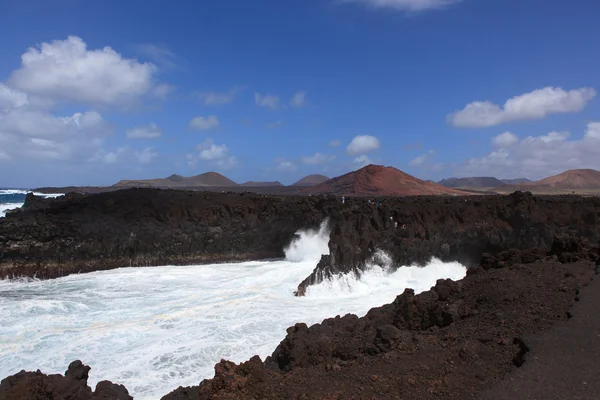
[0,221,467,399]
[0,189,63,217]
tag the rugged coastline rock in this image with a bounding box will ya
[160,248,598,399]
[2,189,600,295]
[0,189,338,279]
[0,360,132,400]
[295,191,600,295]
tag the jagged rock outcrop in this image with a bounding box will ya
[0,360,132,400]
[161,243,598,399]
[295,191,600,295]
[0,189,339,279]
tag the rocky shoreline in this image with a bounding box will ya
[2,188,600,399]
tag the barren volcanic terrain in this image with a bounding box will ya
[494,169,600,195]
[303,165,467,196]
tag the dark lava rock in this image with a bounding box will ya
[0,360,132,400]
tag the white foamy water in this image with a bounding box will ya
[0,190,63,217]
[0,222,466,399]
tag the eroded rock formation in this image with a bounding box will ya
[296,191,600,295]
[0,360,132,400]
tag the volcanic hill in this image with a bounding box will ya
[240,181,283,187]
[113,172,237,188]
[500,177,531,185]
[438,176,506,189]
[303,165,468,196]
[494,169,600,194]
[292,174,329,187]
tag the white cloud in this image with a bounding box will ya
[276,160,297,172]
[353,154,372,167]
[102,147,127,164]
[455,122,600,179]
[126,123,162,139]
[301,152,335,165]
[189,115,220,131]
[449,87,596,128]
[0,85,112,163]
[8,36,163,109]
[291,91,306,108]
[340,0,462,12]
[409,149,435,167]
[197,87,242,105]
[134,43,178,70]
[329,140,341,147]
[347,135,380,155]
[152,83,175,98]
[134,147,157,164]
[492,131,518,148]
[189,138,237,170]
[255,93,280,109]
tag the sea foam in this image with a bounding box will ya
[0,220,466,399]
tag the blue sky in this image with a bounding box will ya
[1,0,599,187]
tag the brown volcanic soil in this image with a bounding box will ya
[304,165,468,196]
[495,169,600,194]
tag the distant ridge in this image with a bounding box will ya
[303,165,468,196]
[292,174,329,187]
[494,169,600,194]
[500,178,531,185]
[241,181,283,187]
[113,172,237,188]
[438,177,506,189]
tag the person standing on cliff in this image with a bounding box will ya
[342,196,345,204]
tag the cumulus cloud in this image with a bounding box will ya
[301,152,335,165]
[455,123,600,179]
[0,83,113,163]
[347,135,380,155]
[189,115,220,131]
[126,123,162,139]
[255,93,280,109]
[329,140,341,147]
[197,87,242,105]
[188,138,237,170]
[276,160,297,172]
[491,131,519,148]
[449,87,596,128]
[340,0,462,12]
[291,91,306,108]
[8,36,164,108]
[353,154,372,167]
[409,149,435,167]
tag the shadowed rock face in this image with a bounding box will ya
[162,243,599,399]
[295,191,600,295]
[3,189,600,399]
[0,360,132,400]
[0,189,340,279]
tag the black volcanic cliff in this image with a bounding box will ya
[295,191,600,295]
[3,189,600,399]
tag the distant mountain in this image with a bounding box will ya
[494,169,600,194]
[303,165,468,196]
[113,172,238,188]
[241,181,283,187]
[292,174,330,187]
[500,178,531,185]
[438,177,506,189]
